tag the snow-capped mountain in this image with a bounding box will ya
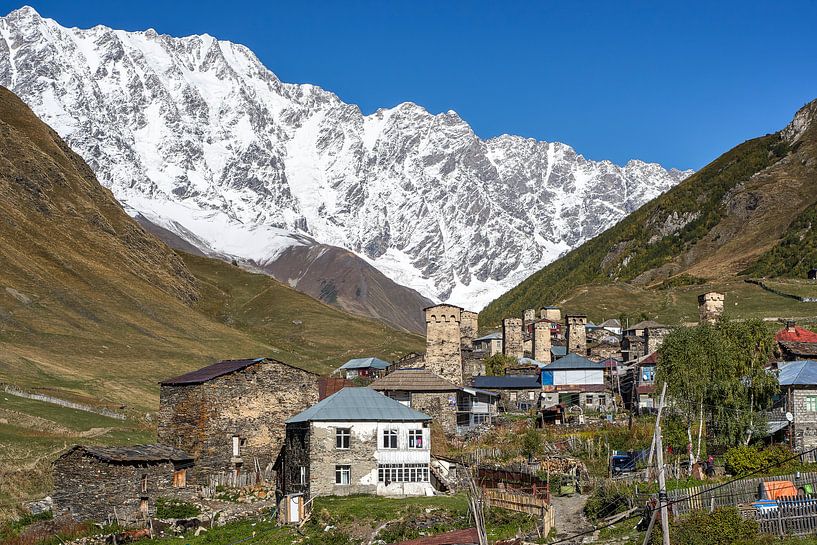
[0,6,692,309]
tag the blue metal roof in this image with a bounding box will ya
[472,375,541,389]
[778,360,817,386]
[286,387,431,423]
[551,346,567,357]
[339,357,391,370]
[544,353,605,370]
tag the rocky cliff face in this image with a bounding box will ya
[0,6,691,309]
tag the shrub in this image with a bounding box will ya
[722,444,795,476]
[584,481,632,521]
[668,507,760,545]
[155,497,200,519]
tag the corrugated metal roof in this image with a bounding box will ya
[160,357,314,385]
[473,332,502,342]
[339,357,391,370]
[779,360,817,386]
[472,375,541,389]
[551,346,567,357]
[60,444,192,464]
[370,368,458,392]
[544,353,605,370]
[286,387,431,424]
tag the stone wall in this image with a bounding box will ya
[157,361,319,477]
[460,311,479,349]
[52,450,193,522]
[565,315,587,355]
[410,391,458,435]
[278,422,311,496]
[503,318,524,358]
[425,305,464,385]
[462,351,486,382]
[533,321,552,363]
[645,327,671,356]
[698,292,725,324]
[793,389,817,451]
[497,388,540,412]
[541,307,561,322]
[523,309,536,324]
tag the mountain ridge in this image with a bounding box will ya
[0,5,691,311]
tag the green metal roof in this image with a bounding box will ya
[285,387,431,424]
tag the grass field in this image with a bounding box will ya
[760,279,817,299]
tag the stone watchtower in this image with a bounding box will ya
[540,306,561,322]
[565,315,587,355]
[425,304,464,385]
[532,321,552,364]
[460,310,479,349]
[523,308,537,325]
[503,318,524,359]
[698,292,725,324]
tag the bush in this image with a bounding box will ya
[722,444,795,476]
[668,507,760,545]
[584,481,632,521]
[155,497,200,519]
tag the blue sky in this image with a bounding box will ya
[5,1,817,170]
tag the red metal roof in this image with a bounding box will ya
[775,326,817,343]
[393,528,479,545]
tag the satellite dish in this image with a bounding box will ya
[786,412,794,422]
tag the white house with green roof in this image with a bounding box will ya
[276,388,434,499]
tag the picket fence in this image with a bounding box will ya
[745,498,817,537]
[483,488,555,537]
[667,472,817,516]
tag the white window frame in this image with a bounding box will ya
[378,463,429,483]
[232,436,241,457]
[807,395,817,412]
[335,465,351,485]
[408,429,424,449]
[382,428,398,449]
[299,466,306,485]
[336,428,351,450]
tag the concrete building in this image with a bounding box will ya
[473,332,503,356]
[370,368,498,434]
[698,292,725,324]
[52,444,194,522]
[532,320,552,364]
[565,315,588,355]
[425,304,464,385]
[158,358,319,476]
[277,388,434,499]
[460,311,479,349]
[503,318,524,358]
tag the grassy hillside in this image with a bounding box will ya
[482,98,817,328]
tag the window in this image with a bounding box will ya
[510,392,518,402]
[172,469,186,488]
[807,396,817,412]
[382,429,398,449]
[598,395,606,406]
[232,436,241,457]
[528,391,536,400]
[642,366,655,383]
[299,466,306,486]
[378,464,429,483]
[586,394,594,405]
[408,429,424,449]
[472,414,489,426]
[336,428,351,449]
[335,465,351,485]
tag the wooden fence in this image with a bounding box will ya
[200,469,274,497]
[745,498,817,537]
[667,472,817,516]
[483,488,555,537]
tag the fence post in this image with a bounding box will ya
[777,501,784,537]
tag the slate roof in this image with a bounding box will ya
[61,444,193,464]
[778,360,817,386]
[472,375,541,389]
[473,332,503,342]
[780,342,817,357]
[544,352,605,370]
[160,357,312,385]
[286,387,431,424]
[370,368,459,392]
[339,357,391,370]
[627,320,667,331]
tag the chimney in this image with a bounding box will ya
[787,320,797,332]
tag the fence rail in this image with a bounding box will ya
[2,384,126,420]
[667,472,817,516]
[483,488,555,537]
[745,498,817,537]
[200,469,274,497]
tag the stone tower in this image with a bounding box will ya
[523,308,536,324]
[533,321,552,364]
[540,306,561,322]
[460,310,479,348]
[503,318,524,359]
[565,315,587,355]
[425,304,463,385]
[698,292,725,324]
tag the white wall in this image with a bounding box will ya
[553,369,604,386]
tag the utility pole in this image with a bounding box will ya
[645,382,667,480]
[656,424,671,545]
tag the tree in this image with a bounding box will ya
[657,319,777,452]
[484,353,517,376]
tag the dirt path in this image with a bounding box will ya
[550,494,592,544]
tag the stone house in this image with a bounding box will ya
[337,357,391,380]
[472,375,541,412]
[599,318,622,335]
[776,321,817,361]
[158,357,319,477]
[277,388,434,499]
[777,360,817,451]
[52,444,194,522]
[587,334,622,360]
[539,353,610,411]
[370,368,498,434]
